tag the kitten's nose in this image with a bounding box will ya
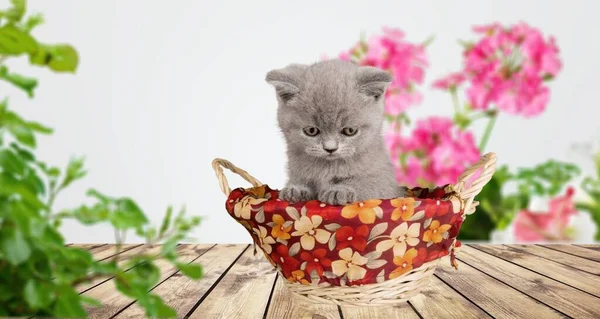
[324,147,338,154]
[323,140,338,154]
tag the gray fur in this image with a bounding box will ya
[266,59,405,205]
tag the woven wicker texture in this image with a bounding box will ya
[212,153,497,306]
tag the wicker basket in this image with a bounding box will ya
[212,153,497,307]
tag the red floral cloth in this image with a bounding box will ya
[225,185,464,287]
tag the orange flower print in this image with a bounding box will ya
[423,220,452,244]
[341,200,382,224]
[287,270,310,285]
[389,248,418,279]
[390,198,416,221]
[271,214,292,240]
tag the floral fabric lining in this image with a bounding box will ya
[225,185,464,287]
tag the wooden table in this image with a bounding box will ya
[73,244,600,318]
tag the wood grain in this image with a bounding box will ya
[341,303,419,319]
[473,244,600,297]
[88,244,141,261]
[435,256,564,318]
[574,244,600,253]
[508,244,600,275]
[408,276,491,318]
[70,244,106,250]
[77,244,166,293]
[187,248,277,319]
[460,245,600,318]
[542,244,600,262]
[265,277,341,319]
[114,244,248,318]
[83,244,213,319]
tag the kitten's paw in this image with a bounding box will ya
[318,186,357,205]
[279,185,313,203]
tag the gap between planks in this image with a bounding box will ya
[459,245,600,318]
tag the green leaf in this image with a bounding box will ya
[0,227,31,265]
[0,171,44,209]
[109,198,148,229]
[0,23,37,55]
[30,43,79,73]
[86,188,113,204]
[52,285,87,318]
[60,156,86,189]
[0,0,26,22]
[26,121,52,134]
[159,206,173,237]
[24,279,53,309]
[161,235,181,259]
[0,66,38,97]
[23,13,44,32]
[67,203,110,225]
[142,294,177,318]
[0,148,26,175]
[175,262,203,279]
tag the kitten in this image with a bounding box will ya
[266,59,405,205]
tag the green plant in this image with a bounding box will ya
[0,1,202,317]
[460,160,580,240]
[575,150,600,240]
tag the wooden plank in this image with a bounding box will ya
[88,244,141,261]
[341,303,419,319]
[408,276,491,318]
[575,244,600,252]
[435,256,564,318]
[508,245,600,275]
[83,244,214,319]
[114,244,248,318]
[77,244,166,293]
[460,245,600,318]
[187,248,277,319]
[473,245,600,298]
[541,244,600,262]
[265,276,341,319]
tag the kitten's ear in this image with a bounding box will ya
[265,64,307,102]
[356,66,393,100]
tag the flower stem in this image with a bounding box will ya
[478,111,498,152]
[450,88,460,114]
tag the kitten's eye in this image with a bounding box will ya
[342,127,358,136]
[303,127,320,137]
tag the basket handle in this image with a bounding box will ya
[212,158,262,196]
[453,152,497,216]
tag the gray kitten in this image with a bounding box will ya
[266,59,405,205]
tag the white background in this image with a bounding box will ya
[5,0,598,243]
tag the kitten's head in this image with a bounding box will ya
[266,59,392,160]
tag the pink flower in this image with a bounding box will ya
[514,187,577,242]
[338,27,428,115]
[388,117,480,187]
[432,72,466,90]
[439,22,562,117]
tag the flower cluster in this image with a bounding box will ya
[435,22,562,117]
[339,27,428,115]
[386,117,480,187]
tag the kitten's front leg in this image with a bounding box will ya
[318,185,357,206]
[279,184,314,203]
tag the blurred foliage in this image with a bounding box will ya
[459,160,581,240]
[575,151,600,240]
[0,1,201,317]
